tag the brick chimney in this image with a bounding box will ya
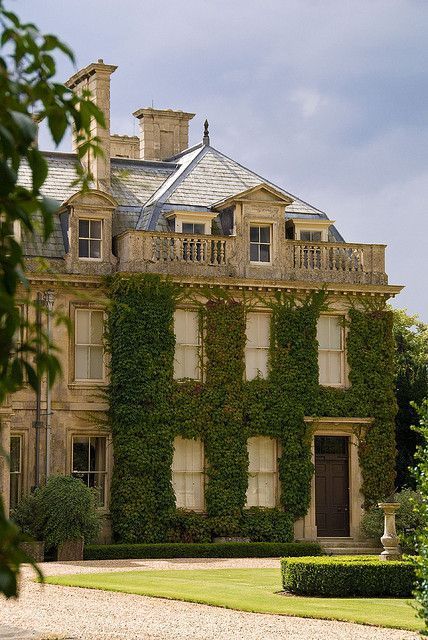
[65,59,117,189]
[132,108,195,161]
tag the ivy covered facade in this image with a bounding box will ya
[1,60,402,547]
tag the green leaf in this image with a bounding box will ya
[47,107,68,145]
[10,111,37,145]
[27,148,48,192]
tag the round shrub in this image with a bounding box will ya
[361,488,423,552]
[281,556,415,597]
[13,476,101,549]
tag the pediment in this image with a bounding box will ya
[213,183,293,210]
[64,189,117,210]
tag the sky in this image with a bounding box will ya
[17,0,428,320]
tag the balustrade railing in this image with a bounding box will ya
[150,233,228,265]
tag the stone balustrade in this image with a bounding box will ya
[116,230,387,285]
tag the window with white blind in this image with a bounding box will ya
[245,312,270,380]
[74,309,104,381]
[174,309,200,380]
[246,436,278,508]
[172,437,205,511]
[317,315,345,386]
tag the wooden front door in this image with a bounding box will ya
[315,436,350,537]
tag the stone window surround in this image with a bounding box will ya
[67,430,112,514]
[294,417,373,541]
[68,302,107,388]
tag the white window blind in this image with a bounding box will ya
[246,436,278,507]
[75,309,104,380]
[317,315,344,386]
[172,437,205,511]
[245,312,270,380]
[174,309,200,380]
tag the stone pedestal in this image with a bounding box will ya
[378,502,402,560]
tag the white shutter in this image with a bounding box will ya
[172,437,204,511]
[246,437,277,507]
[245,313,270,380]
[174,310,200,380]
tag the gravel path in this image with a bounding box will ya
[0,558,420,640]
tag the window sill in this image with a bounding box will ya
[68,381,108,389]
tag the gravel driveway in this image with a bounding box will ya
[0,558,420,640]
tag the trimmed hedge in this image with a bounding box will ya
[84,541,322,561]
[281,556,416,598]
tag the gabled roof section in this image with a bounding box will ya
[213,183,294,209]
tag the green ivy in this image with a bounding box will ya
[106,275,397,543]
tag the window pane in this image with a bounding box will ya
[317,316,330,349]
[89,346,103,379]
[250,244,259,262]
[89,240,101,259]
[90,220,102,239]
[182,223,193,234]
[9,474,20,510]
[259,227,270,243]
[312,231,322,241]
[328,351,342,384]
[91,311,104,344]
[318,351,329,385]
[73,437,89,472]
[79,239,89,257]
[183,345,199,379]
[250,226,259,242]
[76,310,90,344]
[259,244,270,262]
[75,345,89,379]
[10,437,21,473]
[301,231,311,241]
[79,219,89,237]
[329,317,342,349]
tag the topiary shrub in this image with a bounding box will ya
[14,476,101,550]
[241,508,293,542]
[281,556,415,597]
[413,399,428,634]
[361,488,423,552]
[167,510,211,543]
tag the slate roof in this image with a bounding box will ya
[18,142,343,258]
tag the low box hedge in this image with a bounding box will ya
[281,555,416,598]
[84,541,322,561]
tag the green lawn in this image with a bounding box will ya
[46,568,422,632]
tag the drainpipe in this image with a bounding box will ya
[33,292,43,488]
[43,290,54,481]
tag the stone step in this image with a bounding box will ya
[323,547,382,555]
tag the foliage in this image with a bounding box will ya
[107,274,177,543]
[0,1,105,597]
[84,541,322,561]
[413,399,428,634]
[281,556,415,597]
[361,488,423,552]
[106,275,397,542]
[0,498,43,597]
[12,476,101,549]
[167,510,211,543]
[392,308,428,488]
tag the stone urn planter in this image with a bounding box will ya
[57,537,84,561]
[20,540,45,562]
[378,502,402,560]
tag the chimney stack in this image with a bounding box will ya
[65,59,117,189]
[132,108,195,161]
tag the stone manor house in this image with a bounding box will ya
[0,60,402,545]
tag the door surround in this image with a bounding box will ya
[294,416,373,541]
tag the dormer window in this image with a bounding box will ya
[182,222,206,235]
[300,230,322,242]
[250,224,271,263]
[78,219,102,259]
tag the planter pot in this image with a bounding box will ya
[20,540,45,562]
[57,537,84,561]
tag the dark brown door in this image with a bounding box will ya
[315,436,350,537]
